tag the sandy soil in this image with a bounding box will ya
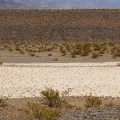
[1,50,120,63]
[0,62,120,98]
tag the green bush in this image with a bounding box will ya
[25,102,61,120]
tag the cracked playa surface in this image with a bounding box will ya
[0,62,120,98]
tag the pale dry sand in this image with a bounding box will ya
[0,62,120,98]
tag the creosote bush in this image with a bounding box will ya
[25,102,61,120]
[41,88,62,108]
[85,95,102,108]
[25,88,69,120]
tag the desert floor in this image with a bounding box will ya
[0,62,120,119]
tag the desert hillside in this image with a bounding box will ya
[0,9,120,42]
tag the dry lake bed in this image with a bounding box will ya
[0,62,120,98]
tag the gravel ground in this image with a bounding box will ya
[59,108,120,120]
[0,107,120,120]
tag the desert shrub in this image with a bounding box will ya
[99,50,104,54]
[72,49,81,55]
[114,48,120,57]
[9,48,13,52]
[15,47,21,51]
[25,102,61,120]
[60,46,63,51]
[65,44,71,52]
[75,43,82,50]
[0,96,8,107]
[0,99,6,107]
[115,53,120,57]
[47,47,54,51]
[85,95,102,108]
[104,101,114,108]
[48,54,52,56]
[81,44,91,56]
[92,53,99,58]
[60,48,67,56]
[81,51,89,56]
[54,58,58,61]
[41,88,62,108]
[20,51,25,55]
[107,42,114,46]
[29,53,36,57]
[0,61,3,65]
[93,44,101,51]
[71,53,76,58]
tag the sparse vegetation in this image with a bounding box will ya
[0,10,119,42]
[25,102,61,120]
[1,40,120,62]
[85,95,102,108]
